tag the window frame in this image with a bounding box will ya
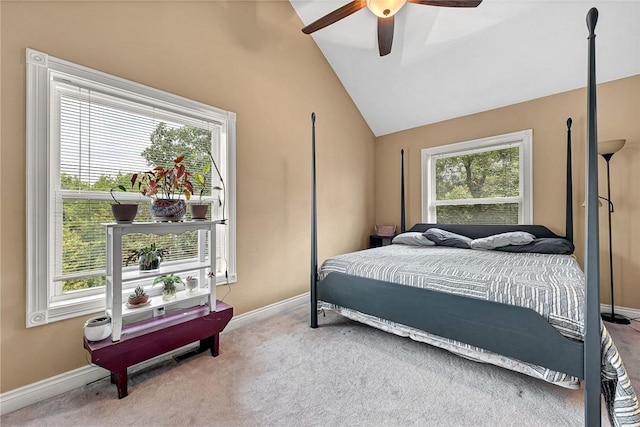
[25,48,237,327]
[421,129,533,224]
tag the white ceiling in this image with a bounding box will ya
[290,0,640,136]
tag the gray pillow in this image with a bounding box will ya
[423,228,472,249]
[392,232,435,246]
[470,231,536,250]
[496,238,575,255]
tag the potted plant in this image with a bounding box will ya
[110,185,138,223]
[131,155,195,222]
[184,275,198,293]
[190,163,210,220]
[153,273,182,300]
[206,150,226,223]
[127,285,149,306]
[83,315,112,342]
[125,243,165,272]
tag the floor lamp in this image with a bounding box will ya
[598,139,629,325]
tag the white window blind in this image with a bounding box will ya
[51,78,226,296]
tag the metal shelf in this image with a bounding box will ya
[102,220,221,236]
[106,288,211,318]
[120,260,211,284]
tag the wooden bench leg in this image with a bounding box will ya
[111,369,128,399]
[212,333,219,357]
[199,334,219,357]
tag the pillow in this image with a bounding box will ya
[423,228,472,249]
[496,238,575,255]
[392,232,435,246]
[470,231,536,250]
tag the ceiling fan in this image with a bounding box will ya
[302,0,482,56]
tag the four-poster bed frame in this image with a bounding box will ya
[309,8,604,425]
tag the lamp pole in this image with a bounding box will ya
[600,153,629,324]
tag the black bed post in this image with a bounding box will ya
[584,8,602,426]
[400,149,406,233]
[310,112,319,329]
[566,118,574,243]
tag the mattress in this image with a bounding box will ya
[318,244,639,425]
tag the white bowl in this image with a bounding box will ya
[84,315,112,341]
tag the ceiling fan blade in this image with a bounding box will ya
[407,0,482,7]
[378,16,394,56]
[302,0,367,34]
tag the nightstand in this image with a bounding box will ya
[369,235,394,248]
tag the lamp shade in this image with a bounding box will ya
[366,0,406,17]
[598,139,626,155]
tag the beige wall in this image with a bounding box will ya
[0,1,376,392]
[376,74,640,311]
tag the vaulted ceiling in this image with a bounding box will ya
[290,0,640,136]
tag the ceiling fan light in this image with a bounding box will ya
[366,0,406,18]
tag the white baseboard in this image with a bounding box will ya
[0,365,110,416]
[600,304,640,321]
[223,292,309,333]
[0,293,309,415]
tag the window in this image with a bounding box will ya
[26,48,237,327]
[421,130,532,224]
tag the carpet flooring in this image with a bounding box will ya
[2,305,639,426]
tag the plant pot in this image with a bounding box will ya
[84,315,112,341]
[150,199,186,222]
[138,254,161,271]
[127,295,149,306]
[162,287,177,300]
[190,204,209,220]
[111,204,138,223]
[185,278,198,293]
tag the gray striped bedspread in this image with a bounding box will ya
[318,244,639,426]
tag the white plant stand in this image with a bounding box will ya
[103,220,222,341]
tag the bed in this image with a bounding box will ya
[308,8,638,427]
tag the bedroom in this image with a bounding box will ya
[1,0,639,424]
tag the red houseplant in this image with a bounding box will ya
[131,155,195,221]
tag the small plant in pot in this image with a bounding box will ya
[125,243,165,272]
[131,156,195,222]
[153,273,182,300]
[110,185,138,223]
[206,149,227,224]
[127,285,149,306]
[190,163,210,220]
[184,275,198,293]
[83,315,112,342]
